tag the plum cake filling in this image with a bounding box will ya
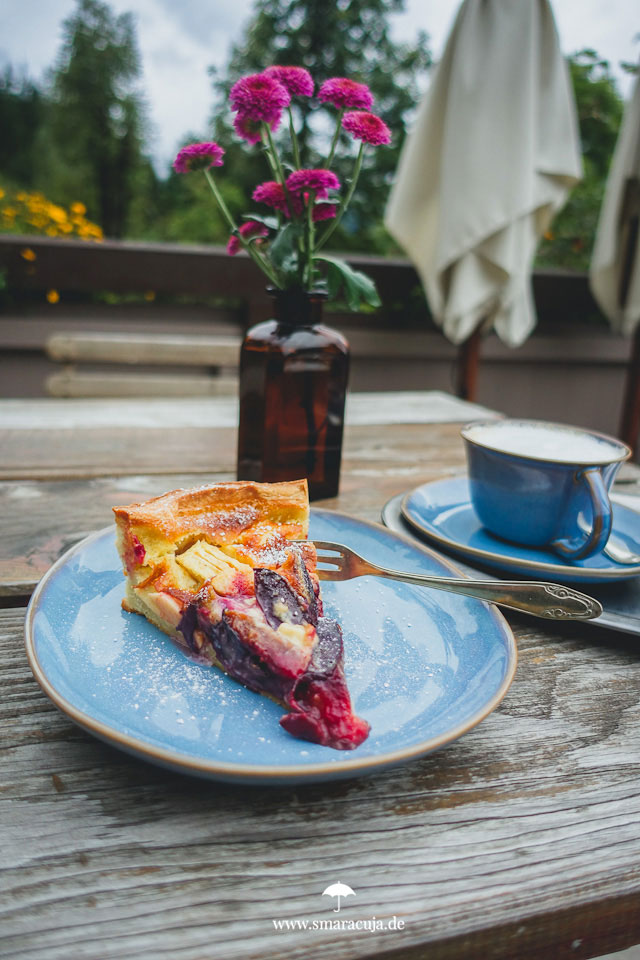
[113,480,370,751]
[177,567,369,750]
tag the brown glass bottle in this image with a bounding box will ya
[237,288,349,500]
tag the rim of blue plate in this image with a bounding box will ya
[24,510,518,783]
[401,479,640,581]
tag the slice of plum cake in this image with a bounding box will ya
[113,479,369,750]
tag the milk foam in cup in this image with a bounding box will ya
[460,419,631,561]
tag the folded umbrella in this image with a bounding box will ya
[590,74,640,447]
[385,0,582,348]
[590,74,640,333]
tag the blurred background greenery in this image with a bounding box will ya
[0,0,635,269]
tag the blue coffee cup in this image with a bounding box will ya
[461,419,631,561]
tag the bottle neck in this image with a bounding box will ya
[269,287,326,327]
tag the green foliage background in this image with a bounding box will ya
[0,0,634,270]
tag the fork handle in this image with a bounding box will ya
[372,568,602,620]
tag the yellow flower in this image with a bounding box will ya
[1,188,102,242]
[48,204,68,224]
[46,289,60,304]
[144,290,156,301]
[20,248,37,261]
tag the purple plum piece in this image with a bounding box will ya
[179,601,293,700]
[177,602,200,655]
[208,615,293,700]
[254,569,308,629]
[305,617,343,678]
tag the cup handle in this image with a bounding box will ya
[551,467,612,561]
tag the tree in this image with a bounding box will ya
[47,0,148,237]
[536,50,625,272]
[0,68,46,190]
[209,0,431,252]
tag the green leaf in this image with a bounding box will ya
[269,223,301,275]
[313,255,381,311]
[240,213,279,230]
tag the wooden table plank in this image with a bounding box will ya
[0,421,470,596]
[3,428,640,599]
[0,391,495,481]
[3,606,640,960]
[4,392,640,960]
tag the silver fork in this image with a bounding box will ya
[311,541,603,621]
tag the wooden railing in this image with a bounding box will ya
[0,233,606,328]
[1,234,636,450]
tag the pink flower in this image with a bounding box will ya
[251,181,294,217]
[287,169,341,195]
[229,73,291,125]
[227,220,269,256]
[312,203,337,222]
[172,142,224,173]
[342,111,391,146]
[318,78,374,110]
[264,66,314,97]
[252,181,304,218]
[233,113,263,145]
[253,181,289,212]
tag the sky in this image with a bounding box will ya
[2,0,638,175]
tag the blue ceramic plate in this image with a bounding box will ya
[25,509,516,785]
[402,477,640,584]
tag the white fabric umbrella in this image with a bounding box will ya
[385,0,582,347]
[590,74,640,334]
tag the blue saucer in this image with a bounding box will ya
[25,509,516,785]
[401,477,640,584]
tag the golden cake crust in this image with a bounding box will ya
[113,479,309,545]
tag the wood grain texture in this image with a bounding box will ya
[0,420,469,596]
[3,393,640,959]
[45,332,242,367]
[2,430,640,598]
[46,370,239,399]
[3,607,640,960]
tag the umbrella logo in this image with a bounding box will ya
[322,882,356,913]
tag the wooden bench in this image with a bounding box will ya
[45,331,241,397]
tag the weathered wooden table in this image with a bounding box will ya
[2,390,639,960]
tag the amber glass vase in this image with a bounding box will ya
[236,288,349,500]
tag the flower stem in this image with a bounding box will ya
[316,142,364,251]
[304,191,315,288]
[260,130,279,179]
[204,168,281,287]
[325,108,345,167]
[263,123,299,222]
[288,107,301,169]
[204,168,237,232]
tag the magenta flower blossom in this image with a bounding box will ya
[172,142,224,173]
[287,169,341,195]
[312,203,337,222]
[229,73,291,125]
[264,66,314,98]
[252,180,304,218]
[253,181,289,211]
[342,111,391,146]
[233,113,263,145]
[318,78,374,111]
[227,220,269,255]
